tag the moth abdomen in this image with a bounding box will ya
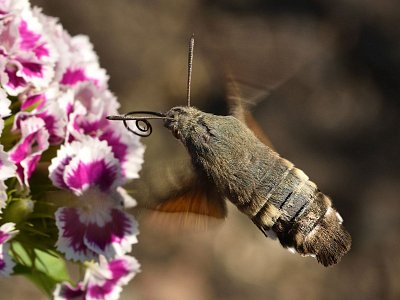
[244,152,351,266]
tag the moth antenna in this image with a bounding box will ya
[106,111,170,137]
[187,34,195,107]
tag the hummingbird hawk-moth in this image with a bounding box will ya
[107,35,351,267]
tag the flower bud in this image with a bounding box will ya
[2,198,34,224]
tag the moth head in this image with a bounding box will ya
[164,106,202,141]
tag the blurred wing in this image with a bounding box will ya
[226,74,275,149]
[154,178,227,219]
[201,21,329,149]
[138,159,227,231]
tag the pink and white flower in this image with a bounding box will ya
[54,255,140,300]
[0,6,58,96]
[49,138,139,262]
[49,138,123,195]
[0,222,19,276]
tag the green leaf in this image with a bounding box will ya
[11,242,71,297]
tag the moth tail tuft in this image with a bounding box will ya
[303,208,352,267]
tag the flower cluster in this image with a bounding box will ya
[0,0,144,298]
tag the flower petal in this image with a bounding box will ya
[9,116,49,186]
[53,282,85,300]
[55,205,138,262]
[50,138,122,195]
[100,124,144,181]
[55,207,98,262]
[0,222,18,244]
[0,144,16,181]
[112,187,137,209]
[0,89,11,118]
[84,208,138,259]
[0,0,29,18]
[0,244,16,276]
[48,141,79,190]
[85,255,140,300]
[0,181,7,211]
[62,138,122,195]
[58,35,108,88]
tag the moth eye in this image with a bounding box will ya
[173,108,181,113]
[172,128,180,139]
[170,110,180,119]
[172,108,189,118]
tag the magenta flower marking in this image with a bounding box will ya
[65,160,118,194]
[3,63,27,94]
[83,208,138,257]
[61,68,88,86]
[19,19,50,59]
[9,116,49,186]
[20,93,46,111]
[20,61,43,78]
[55,207,98,262]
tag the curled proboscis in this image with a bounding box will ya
[107,111,166,137]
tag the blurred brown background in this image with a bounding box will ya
[1,0,400,299]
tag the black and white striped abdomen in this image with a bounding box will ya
[243,154,351,266]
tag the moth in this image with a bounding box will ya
[108,35,351,266]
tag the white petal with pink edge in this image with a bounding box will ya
[62,138,122,195]
[100,122,145,181]
[85,255,140,300]
[55,204,138,262]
